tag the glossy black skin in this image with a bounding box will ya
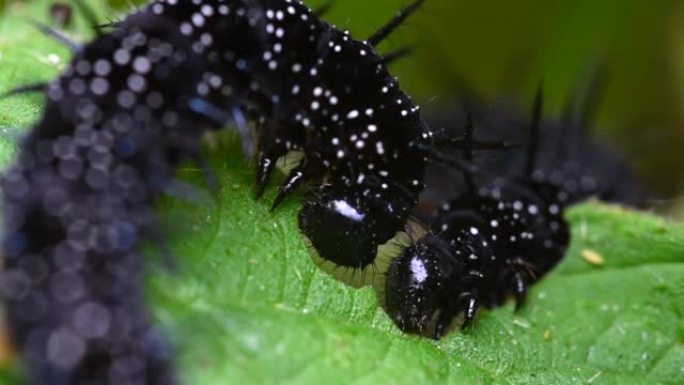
[299,184,415,268]
[386,180,569,337]
[150,0,427,269]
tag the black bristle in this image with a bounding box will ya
[381,45,413,65]
[367,0,425,46]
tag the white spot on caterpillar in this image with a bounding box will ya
[132,57,150,74]
[201,4,214,17]
[90,78,109,96]
[113,49,130,65]
[192,13,205,27]
[180,22,192,36]
[410,257,428,283]
[528,204,539,215]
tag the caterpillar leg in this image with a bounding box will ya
[512,270,530,311]
[255,147,285,199]
[270,165,306,210]
[460,293,480,328]
[507,256,538,311]
[433,307,455,340]
[432,292,480,339]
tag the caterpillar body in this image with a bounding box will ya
[385,173,571,338]
[142,0,429,280]
[1,10,214,384]
[381,90,647,339]
[1,0,428,383]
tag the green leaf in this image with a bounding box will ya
[1,2,683,385]
[150,143,684,385]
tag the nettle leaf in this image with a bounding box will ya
[1,1,683,385]
[154,144,684,385]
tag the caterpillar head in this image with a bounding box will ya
[298,184,413,286]
[383,234,461,334]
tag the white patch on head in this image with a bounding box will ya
[332,200,364,221]
[410,257,428,283]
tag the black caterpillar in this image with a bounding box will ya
[1,0,428,383]
[420,81,648,208]
[1,8,216,385]
[380,88,647,339]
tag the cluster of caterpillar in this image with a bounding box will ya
[0,2,653,385]
[376,85,648,338]
[0,0,430,383]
